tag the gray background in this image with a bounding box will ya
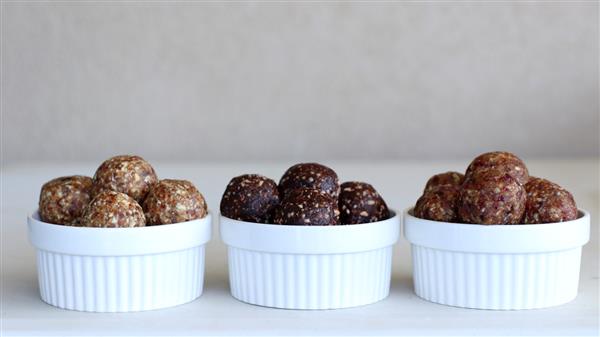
[2,2,599,165]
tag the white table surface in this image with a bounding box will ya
[1,160,598,337]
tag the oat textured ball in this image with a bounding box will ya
[424,171,465,192]
[143,179,208,225]
[465,151,529,185]
[220,174,279,223]
[522,177,578,224]
[339,182,389,224]
[92,155,158,203]
[458,169,526,224]
[279,163,340,199]
[81,190,145,228]
[272,189,340,226]
[414,185,460,222]
[38,175,93,225]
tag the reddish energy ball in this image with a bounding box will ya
[81,190,146,228]
[465,151,529,186]
[279,163,340,199]
[339,181,389,224]
[143,179,208,225]
[414,185,460,222]
[92,155,158,203]
[273,188,340,226]
[424,171,465,192]
[38,175,93,225]
[522,177,578,224]
[220,174,280,223]
[458,169,526,224]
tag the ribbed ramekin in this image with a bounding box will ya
[403,208,590,310]
[220,211,400,310]
[28,211,212,312]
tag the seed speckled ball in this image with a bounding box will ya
[220,174,279,223]
[92,155,158,203]
[414,185,460,222]
[458,169,526,224]
[279,163,340,199]
[424,171,465,192]
[81,190,146,228]
[522,177,578,224]
[143,179,208,225]
[465,151,529,186]
[339,182,389,224]
[273,189,340,226]
[39,175,93,225]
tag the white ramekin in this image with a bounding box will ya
[403,208,590,310]
[220,211,400,310]
[27,211,212,312]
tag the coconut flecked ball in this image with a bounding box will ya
[424,171,465,192]
[458,169,526,225]
[272,188,340,226]
[339,181,390,224]
[220,174,280,223]
[92,155,158,203]
[279,163,340,199]
[465,151,529,186]
[522,177,578,224]
[143,179,208,225]
[81,190,146,228]
[414,185,460,222]
[38,175,93,225]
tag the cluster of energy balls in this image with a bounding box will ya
[414,151,578,225]
[220,163,390,225]
[38,155,208,227]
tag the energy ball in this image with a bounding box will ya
[143,179,208,225]
[92,155,158,203]
[220,174,279,223]
[339,181,390,224]
[522,177,578,224]
[424,171,465,192]
[38,175,93,225]
[81,190,145,228]
[279,163,340,199]
[273,189,340,226]
[465,151,529,185]
[458,169,526,224]
[414,185,460,222]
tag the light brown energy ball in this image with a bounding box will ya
[424,171,465,192]
[339,182,389,224]
[522,177,578,224]
[81,190,146,228]
[414,185,460,222]
[220,174,280,223]
[465,151,529,185]
[458,169,526,225]
[38,175,93,225]
[279,163,340,199]
[143,179,208,225]
[92,155,158,203]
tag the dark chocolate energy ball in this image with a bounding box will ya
[458,169,526,224]
[81,190,146,228]
[522,177,578,224]
[92,155,158,203]
[220,174,279,223]
[465,151,529,185]
[273,189,340,226]
[424,171,465,192]
[339,182,389,224]
[279,163,340,199]
[414,185,460,222]
[39,175,93,225]
[143,179,208,225]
